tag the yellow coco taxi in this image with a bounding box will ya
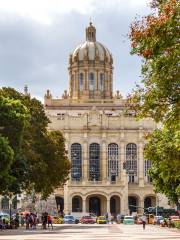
[52,216,63,224]
[97,216,107,224]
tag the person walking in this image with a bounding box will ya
[142,215,147,230]
[0,216,4,231]
[47,215,53,229]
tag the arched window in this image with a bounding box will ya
[89,72,94,90]
[71,143,82,181]
[89,143,100,181]
[108,143,119,182]
[1,196,9,210]
[79,73,84,91]
[99,73,104,91]
[126,143,137,183]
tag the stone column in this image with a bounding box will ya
[83,140,88,182]
[64,185,69,214]
[86,70,89,90]
[139,198,144,214]
[96,70,99,90]
[121,188,128,215]
[107,197,110,214]
[120,141,126,183]
[138,142,144,187]
[82,197,86,213]
[102,140,107,181]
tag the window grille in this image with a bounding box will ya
[145,160,152,183]
[108,143,119,182]
[1,197,9,210]
[126,143,137,183]
[79,73,84,91]
[71,143,82,181]
[99,73,104,91]
[89,73,94,90]
[89,143,100,181]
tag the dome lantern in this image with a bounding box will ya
[86,22,96,42]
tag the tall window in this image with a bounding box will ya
[79,73,84,91]
[99,73,104,91]
[108,143,119,182]
[89,143,100,181]
[126,143,137,183]
[145,160,152,183]
[89,72,94,90]
[1,196,9,210]
[71,143,82,181]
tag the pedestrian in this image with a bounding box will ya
[142,215,147,230]
[117,213,121,224]
[105,213,108,223]
[42,212,48,229]
[0,216,4,231]
[111,215,114,224]
[25,214,30,229]
[47,215,53,229]
[168,217,172,228]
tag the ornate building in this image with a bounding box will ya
[44,22,169,216]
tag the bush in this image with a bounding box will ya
[172,221,180,229]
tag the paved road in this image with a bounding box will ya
[0,224,180,240]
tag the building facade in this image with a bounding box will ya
[44,22,169,216]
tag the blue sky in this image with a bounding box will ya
[0,0,150,101]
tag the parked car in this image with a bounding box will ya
[71,212,97,222]
[0,212,10,223]
[63,215,76,224]
[153,216,164,225]
[52,216,63,224]
[80,216,96,224]
[123,216,135,224]
[97,216,107,224]
[169,215,180,223]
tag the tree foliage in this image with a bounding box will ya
[0,87,70,198]
[145,126,180,204]
[0,136,14,193]
[128,0,180,204]
[129,0,179,125]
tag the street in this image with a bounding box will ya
[0,224,180,240]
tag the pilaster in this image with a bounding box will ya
[83,140,88,181]
[138,142,144,187]
[102,139,107,181]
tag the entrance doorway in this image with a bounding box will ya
[89,197,101,216]
[55,196,64,214]
[110,195,120,215]
[128,196,138,213]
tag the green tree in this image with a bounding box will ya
[128,0,180,204]
[0,95,29,150]
[145,126,180,204]
[0,95,29,194]
[0,136,14,193]
[0,87,70,198]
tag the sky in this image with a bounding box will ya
[0,0,151,101]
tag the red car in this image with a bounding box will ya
[80,216,96,224]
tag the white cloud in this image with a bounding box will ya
[0,0,150,24]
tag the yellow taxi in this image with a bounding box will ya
[52,216,63,224]
[97,216,107,224]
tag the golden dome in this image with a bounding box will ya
[71,22,112,63]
